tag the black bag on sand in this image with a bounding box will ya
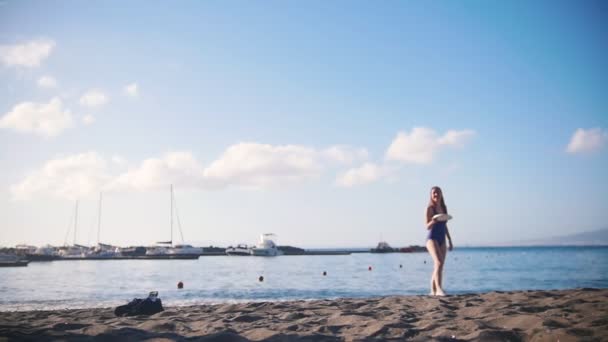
[114,294,164,317]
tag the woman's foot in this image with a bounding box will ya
[435,289,447,296]
[429,291,436,296]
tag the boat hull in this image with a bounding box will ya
[25,254,60,261]
[0,261,29,267]
[250,248,282,257]
[226,251,251,256]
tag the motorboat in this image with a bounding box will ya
[250,234,283,257]
[0,254,30,267]
[225,244,252,256]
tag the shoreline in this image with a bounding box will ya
[1,288,606,341]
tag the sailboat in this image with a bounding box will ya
[87,193,118,258]
[58,201,88,258]
[145,185,202,259]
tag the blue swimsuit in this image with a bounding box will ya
[427,207,447,246]
[428,221,447,246]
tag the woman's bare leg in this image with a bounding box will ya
[426,240,445,295]
[437,242,447,292]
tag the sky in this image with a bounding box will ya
[0,1,607,248]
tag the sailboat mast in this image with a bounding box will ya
[97,192,102,245]
[73,200,79,246]
[170,184,173,246]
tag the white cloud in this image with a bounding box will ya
[82,114,95,125]
[438,129,476,147]
[203,143,322,189]
[385,127,475,164]
[79,90,108,107]
[124,83,138,97]
[0,97,73,137]
[11,142,372,200]
[108,151,207,192]
[0,39,55,67]
[105,143,331,193]
[322,145,369,164]
[10,152,110,200]
[111,155,127,166]
[335,163,390,187]
[566,128,608,154]
[37,75,57,88]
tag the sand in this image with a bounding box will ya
[1,288,606,341]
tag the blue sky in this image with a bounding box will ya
[0,1,606,248]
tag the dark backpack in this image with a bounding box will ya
[114,297,164,317]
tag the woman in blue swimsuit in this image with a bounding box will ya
[426,186,453,296]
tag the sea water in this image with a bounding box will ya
[1,246,607,311]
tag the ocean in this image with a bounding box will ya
[1,246,607,311]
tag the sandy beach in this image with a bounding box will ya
[1,288,606,341]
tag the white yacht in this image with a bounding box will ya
[250,234,283,257]
[225,244,252,256]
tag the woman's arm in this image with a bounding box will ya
[446,226,453,251]
[425,206,435,230]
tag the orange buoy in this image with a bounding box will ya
[177,281,184,289]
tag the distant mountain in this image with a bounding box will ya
[507,228,608,246]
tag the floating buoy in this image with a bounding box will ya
[399,264,403,268]
[322,271,327,276]
[424,260,427,264]
[259,276,264,282]
[177,281,183,289]
[368,266,372,271]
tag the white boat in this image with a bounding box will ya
[149,243,202,257]
[59,201,87,258]
[0,254,29,267]
[58,245,87,258]
[225,244,252,256]
[167,244,202,255]
[26,245,59,261]
[88,243,119,258]
[15,244,37,254]
[145,245,169,256]
[148,185,201,259]
[85,193,119,259]
[250,234,283,257]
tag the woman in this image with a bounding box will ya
[425,186,453,296]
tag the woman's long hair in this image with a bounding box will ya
[428,186,447,213]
